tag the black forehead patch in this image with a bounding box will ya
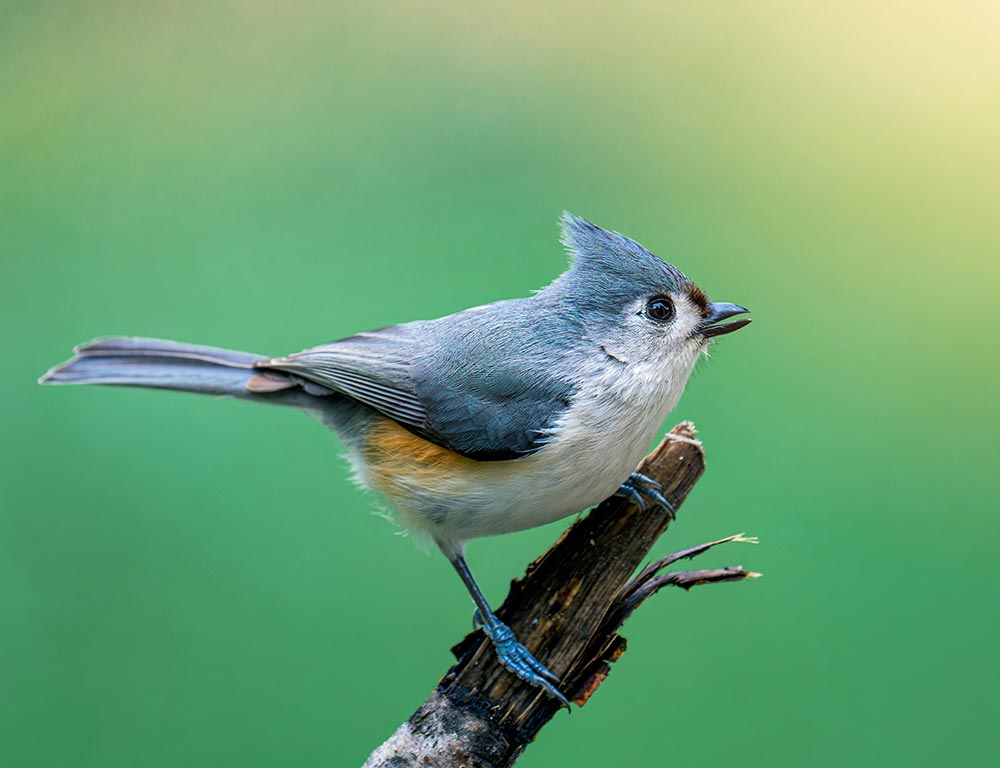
[687,284,710,316]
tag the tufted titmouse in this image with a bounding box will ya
[40,212,750,704]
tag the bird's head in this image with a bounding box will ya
[545,211,750,372]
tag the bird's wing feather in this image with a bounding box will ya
[257,325,428,433]
[258,308,577,460]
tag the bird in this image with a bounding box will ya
[40,211,750,706]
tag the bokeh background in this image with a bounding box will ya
[3,2,998,766]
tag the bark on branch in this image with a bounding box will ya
[364,422,757,768]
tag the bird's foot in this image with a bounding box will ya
[473,610,570,708]
[616,471,675,518]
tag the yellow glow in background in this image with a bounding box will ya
[2,3,998,766]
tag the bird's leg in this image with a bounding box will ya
[449,554,570,708]
[615,471,675,518]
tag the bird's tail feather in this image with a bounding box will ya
[39,337,305,405]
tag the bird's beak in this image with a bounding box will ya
[700,302,751,338]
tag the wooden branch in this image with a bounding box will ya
[363,422,757,768]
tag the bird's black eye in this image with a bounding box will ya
[645,296,674,322]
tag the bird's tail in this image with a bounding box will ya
[39,337,309,406]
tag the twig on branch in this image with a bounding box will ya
[363,422,757,768]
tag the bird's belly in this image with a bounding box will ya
[355,406,661,543]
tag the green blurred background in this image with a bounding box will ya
[2,2,998,766]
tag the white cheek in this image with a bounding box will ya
[670,296,704,341]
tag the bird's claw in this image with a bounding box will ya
[477,614,570,708]
[616,471,675,518]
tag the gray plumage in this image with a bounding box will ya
[45,213,697,462]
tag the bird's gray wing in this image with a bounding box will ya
[408,315,577,459]
[256,324,429,434]
[257,309,577,460]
